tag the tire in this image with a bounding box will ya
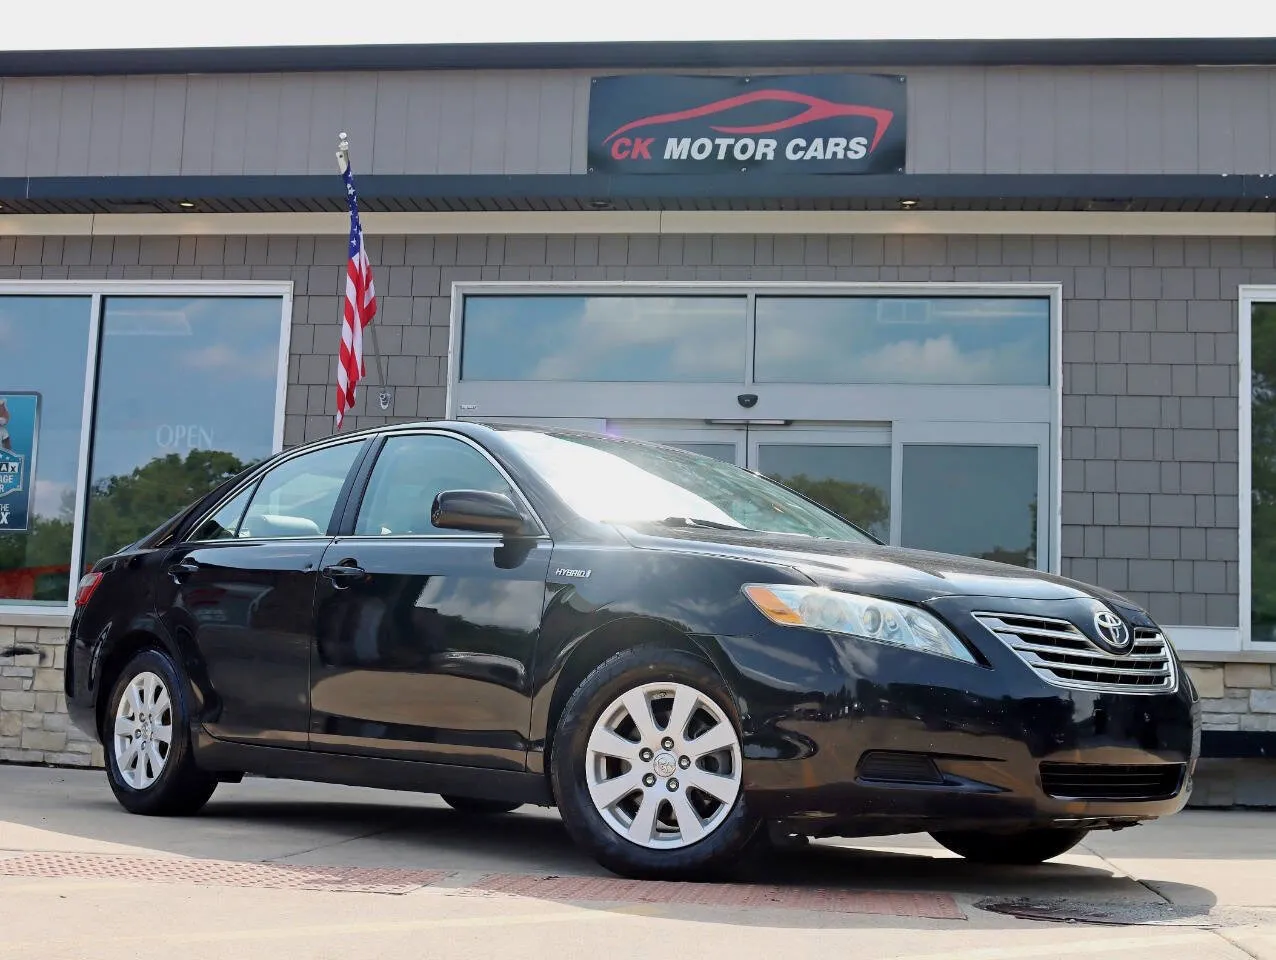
[441,795,523,816]
[549,645,759,880]
[103,648,218,817]
[929,827,1089,865]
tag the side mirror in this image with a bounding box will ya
[432,490,529,536]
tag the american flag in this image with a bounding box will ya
[334,160,377,429]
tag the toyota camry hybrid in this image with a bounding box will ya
[66,421,1201,879]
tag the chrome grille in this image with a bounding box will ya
[973,612,1176,694]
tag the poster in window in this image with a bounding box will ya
[0,393,39,533]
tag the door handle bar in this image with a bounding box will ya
[322,563,366,587]
[168,559,200,581]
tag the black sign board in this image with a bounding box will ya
[587,74,906,175]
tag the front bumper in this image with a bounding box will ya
[721,595,1201,837]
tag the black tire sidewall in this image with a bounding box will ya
[103,648,203,815]
[550,646,760,880]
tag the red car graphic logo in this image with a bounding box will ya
[603,88,895,153]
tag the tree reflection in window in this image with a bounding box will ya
[84,450,252,564]
[978,500,1038,569]
[761,472,889,542]
[0,494,76,602]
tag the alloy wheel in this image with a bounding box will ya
[584,681,742,850]
[112,671,173,790]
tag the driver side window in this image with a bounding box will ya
[355,434,514,536]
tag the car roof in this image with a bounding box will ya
[312,419,623,447]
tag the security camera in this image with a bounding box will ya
[737,394,758,409]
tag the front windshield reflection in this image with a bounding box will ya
[500,431,875,544]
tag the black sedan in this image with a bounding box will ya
[66,421,1200,879]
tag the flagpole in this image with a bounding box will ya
[336,132,392,416]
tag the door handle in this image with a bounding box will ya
[322,562,366,588]
[168,559,200,581]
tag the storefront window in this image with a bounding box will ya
[0,297,93,605]
[461,296,747,382]
[1250,302,1276,642]
[83,297,285,567]
[754,297,1050,385]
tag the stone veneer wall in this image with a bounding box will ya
[0,625,103,767]
[1182,662,1276,732]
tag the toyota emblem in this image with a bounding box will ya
[1093,608,1132,651]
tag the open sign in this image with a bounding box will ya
[156,424,215,451]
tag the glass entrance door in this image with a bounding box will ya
[606,421,894,542]
[608,419,1051,571]
[749,428,893,542]
[893,422,1051,571]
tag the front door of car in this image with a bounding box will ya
[309,431,552,770]
[158,438,368,748]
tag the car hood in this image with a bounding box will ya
[618,525,1136,609]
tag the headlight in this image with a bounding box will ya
[742,584,975,663]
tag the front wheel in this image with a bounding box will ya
[550,645,759,880]
[929,827,1089,865]
[104,648,217,817]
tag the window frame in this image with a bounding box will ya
[0,280,293,616]
[457,292,751,384]
[1239,285,1276,653]
[340,428,550,541]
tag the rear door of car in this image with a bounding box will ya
[158,437,370,748]
[308,429,553,770]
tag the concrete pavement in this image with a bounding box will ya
[0,763,1273,960]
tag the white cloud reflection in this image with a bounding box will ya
[466,297,746,382]
[755,298,1049,385]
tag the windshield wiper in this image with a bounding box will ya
[656,516,747,531]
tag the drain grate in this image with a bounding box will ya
[0,853,962,918]
[975,897,1212,927]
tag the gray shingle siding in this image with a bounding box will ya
[4,230,1258,628]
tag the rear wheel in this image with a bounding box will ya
[440,796,523,816]
[104,648,217,817]
[550,645,759,880]
[929,827,1089,865]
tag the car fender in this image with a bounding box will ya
[528,545,829,770]
[85,606,213,736]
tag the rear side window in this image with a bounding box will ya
[188,486,254,542]
[355,435,514,536]
[187,441,362,541]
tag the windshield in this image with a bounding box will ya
[500,430,876,543]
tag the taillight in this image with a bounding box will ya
[75,572,104,607]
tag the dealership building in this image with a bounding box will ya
[1,37,1275,798]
